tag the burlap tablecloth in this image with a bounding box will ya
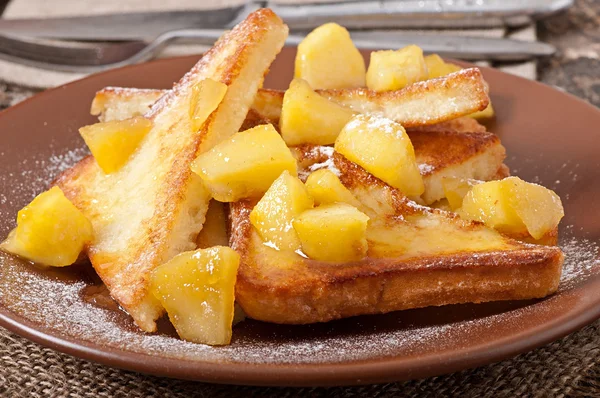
[1,0,599,396]
[2,321,600,397]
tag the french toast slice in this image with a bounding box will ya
[90,86,502,209]
[91,72,497,206]
[317,68,490,128]
[92,67,489,129]
[409,130,506,204]
[91,87,163,122]
[407,116,487,134]
[88,86,504,229]
[291,129,506,205]
[254,68,489,127]
[55,9,288,332]
[231,151,563,324]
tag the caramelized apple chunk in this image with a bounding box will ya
[366,45,428,92]
[1,186,93,266]
[335,114,424,196]
[470,103,496,120]
[442,177,483,211]
[460,179,525,234]
[295,23,366,89]
[504,177,564,240]
[191,124,297,202]
[280,78,354,145]
[150,246,240,345]
[79,116,152,174]
[189,78,228,132]
[250,171,313,252]
[424,54,461,79]
[460,177,564,240]
[293,203,369,262]
[305,169,362,208]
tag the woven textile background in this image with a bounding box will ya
[0,0,599,396]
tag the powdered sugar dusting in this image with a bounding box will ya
[0,254,473,363]
[0,139,598,366]
[0,229,597,365]
[45,147,88,176]
[313,146,334,158]
[558,233,600,290]
[308,157,341,177]
[347,114,406,140]
[0,145,88,219]
[418,163,435,175]
[297,146,340,180]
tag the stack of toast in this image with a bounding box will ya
[51,8,563,334]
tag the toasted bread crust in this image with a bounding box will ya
[409,130,506,203]
[409,130,503,177]
[407,116,487,134]
[93,67,489,130]
[321,68,489,127]
[232,202,563,324]
[253,69,490,128]
[56,9,288,332]
[231,152,563,324]
[290,128,506,205]
[494,163,511,179]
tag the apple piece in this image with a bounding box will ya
[1,186,93,266]
[150,246,240,345]
[191,124,297,202]
[335,114,424,196]
[250,171,314,251]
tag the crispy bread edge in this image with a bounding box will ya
[94,67,489,130]
[231,200,563,324]
[231,150,563,324]
[56,9,288,332]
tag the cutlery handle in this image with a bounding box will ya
[165,29,555,62]
[344,32,555,61]
[265,0,573,29]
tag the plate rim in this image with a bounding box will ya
[3,283,600,386]
[0,54,600,387]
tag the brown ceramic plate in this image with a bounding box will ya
[1,48,600,387]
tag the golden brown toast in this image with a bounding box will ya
[319,68,490,127]
[92,72,497,207]
[93,67,489,129]
[231,151,563,324]
[407,116,487,134]
[91,87,163,122]
[254,68,489,127]
[72,30,553,328]
[290,130,506,205]
[409,130,506,204]
[55,9,288,332]
[91,82,501,204]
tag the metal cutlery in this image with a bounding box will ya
[0,30,556,73]
[0,0,574,41]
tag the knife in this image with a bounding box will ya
[0,30,556,74]
[0,0,573,41]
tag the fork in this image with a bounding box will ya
[0,29,556,74]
